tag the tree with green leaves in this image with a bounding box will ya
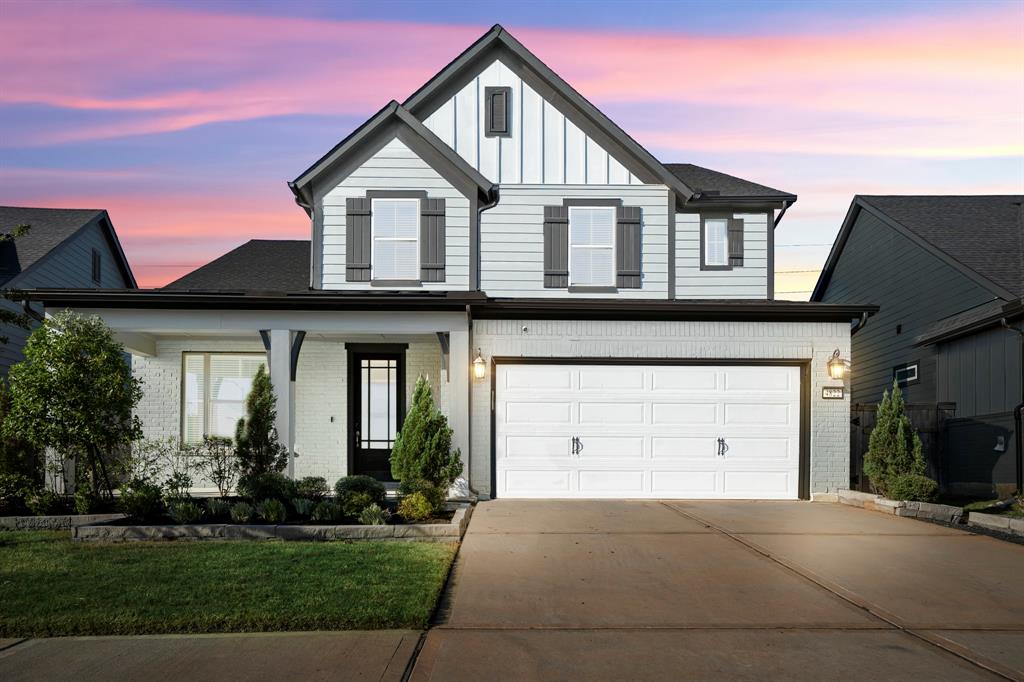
[0,222,32,344]
[390,375,463,488]
[234,364,288,478]
[864,380,929,497]
[3,310,142,502]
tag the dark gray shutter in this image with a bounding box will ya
[346,197,371,282]
[727,217,744,267]
[485,86,511,136]
[616,206,642,288]
[543,205,569,288]
[420,198,446,282]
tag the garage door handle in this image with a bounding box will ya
[717,437,729,457]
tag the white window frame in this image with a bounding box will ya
[181,352,266,442]
[568,205,616,287]
[893,362,919,386]
[371,197,420,281]
[704,217,729,267]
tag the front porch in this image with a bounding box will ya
[73,307,472,491]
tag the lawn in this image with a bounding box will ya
[0,532,456,637]
[963,498,1024,519]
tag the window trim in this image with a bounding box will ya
[180,351,267,443]
[700,213,732,271]
[893,360,920,387]
[370,197,420,283]
[91,248,102,284]
[484,86,512,137]
[567,205,616,288]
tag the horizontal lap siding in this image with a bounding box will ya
[320,137,470,290]
[481,185,670,298]
[675,212,769,299]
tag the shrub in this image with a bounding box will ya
[168,500,203,524]
[311,501,342,523]
[234,365,288,478]
[0,472,32,512]
[864,381,927,497]
[358,503,391,526]
[335,475,385,503]
[230,501,255,524]
[390,376,462,489]
[887,472,939,502]
[162,471,193,504]
[256,498,287,523]
[397,492,434,522]
[0,382,42,485]
[74,484,101,514]
[205,497,231,520]
[24,489,61,516]
[340,491,375,518]
[237,471,296,503]
[296,476,329,501]
[291,498,315,518]
[400,478,446,512]
[118,479,164,521]
[197,436,237,497]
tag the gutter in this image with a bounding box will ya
[850,311,870,336]
[475,188,500,290]
[774,199,794,228]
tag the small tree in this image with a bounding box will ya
[234,365,287,478]
[0,223,32,344]
[198,436,237,497]
[4,311,142,502]
[863,380,927,496]
[390,375,463,488]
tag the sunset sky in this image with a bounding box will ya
[1,0,1021,297]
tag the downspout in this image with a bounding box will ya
[475,188,500,291]
[1001,317,1024,495]
[21,298,45,324]
[773,199,792,228]
[850,311,870,336]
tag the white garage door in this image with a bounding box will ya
[495,363,802,499]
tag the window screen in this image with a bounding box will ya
[372,198,419,280]
[704,218,729,267]
[182,353,266,441]
[569,206,615,286]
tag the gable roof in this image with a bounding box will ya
[0,206,137,288]
[812,195,1023,302]
[163,239,311,293]
[665,164,796,202]
[289,101,496,212]
[401,24,696,204]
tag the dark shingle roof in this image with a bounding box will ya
[0,206,104,283]
[664,164,795,200]
[859,195,1023,298]
[163,240,311,292]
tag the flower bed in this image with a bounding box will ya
[73,502,472,543]
[0,513,125,531]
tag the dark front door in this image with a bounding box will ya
[348,348,406,481]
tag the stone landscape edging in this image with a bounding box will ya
[837,489,964,524]
[72,503,472,543]
[967,510,1024,537]
[0,513,125,531]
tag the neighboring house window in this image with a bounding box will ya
[893,361,919,387]
[703,218,729,267]
[91,249,101,284]
[372,198,419,280]
[485,86,511,137]
[568,206,615,287]
[182,353,266,442]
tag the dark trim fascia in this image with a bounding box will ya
[766,209,775,299]
[914,299,1024,347]
[366,190,428,200]
[563,198,622,208]
[567,286,617,294]
[488,356,813,501]
[370,280,423,288]
[699,212,733,271]
[344,342,409,352]
[289,330,306,382]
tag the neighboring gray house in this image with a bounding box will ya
[30,25,875,501]
[813,195,1023,496]
[0,207,136,372]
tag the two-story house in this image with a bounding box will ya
[31,26,875,500]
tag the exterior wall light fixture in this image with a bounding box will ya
[827,349,849,380]
[473,349,487,380]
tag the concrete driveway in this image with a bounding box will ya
[411,500,1024,681]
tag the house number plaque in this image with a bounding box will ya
[822,386,845,399]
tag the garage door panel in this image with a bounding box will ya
[652,402,718,426]
[578,436,644,459]
[651,368,717,392]
[723,471,793,498]
[652,470,718,496]
[578,367,645,391]
[724,367,795,393]
[505,469,572,495]
[579,470,644,494]
[724,437,793,460]
[579,402,644,425]
[505,401,572,424]
[724,403,792,426]
[504,435,569,458]
[504,367,572,390]
[652,436,719,460]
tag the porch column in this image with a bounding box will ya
[448,329,471,473]
[268,329,298,477]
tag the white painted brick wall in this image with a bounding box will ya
[469,319,851,497]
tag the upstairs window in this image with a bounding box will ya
[91,248,102,284]
[485,86,511,137]
[371,198,419,281]
[182,353,265,442]
[569,206,615,287]
[893,361,919,387]
[703,218,729,267]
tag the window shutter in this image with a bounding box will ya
[727,217,744,267]
[346,197,371,282]
[485,86,511,136]
[543,205,569,288]
[420,198,446,282]
[616,206,642,288]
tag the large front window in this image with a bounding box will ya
[372,198,419,280]
[569,206,615,287]
[182,353,266,442]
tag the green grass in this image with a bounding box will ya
[962,499,1024,519]
[0,532,456,637]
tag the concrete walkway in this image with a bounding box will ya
[411,500,1024,681]
[0,631,420,682]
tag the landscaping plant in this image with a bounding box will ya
[0,472,33,513]
[234,364,288,483]
[24,489,60,516]
[400,478,446,514]
[4,311,143,507]
[229,501,255,524]
[886,472,939,502]
[237,471,296,503]
[335,475,385,503]
[863,381,935,499]
[397,492,434,523]
[358,503,391,526]
[255,498,286,524]
[168,500,203,525]
[197,436,237,497]
[0,382,42,486]
[389,376,462,491]
[311,500,342,523]
[205,498,231,520]
[296,476,329,501]
[118,479,164,522]
[340,491,376,518]
[291,498,315,518]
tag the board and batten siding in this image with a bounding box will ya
[819,209,998,406]
[674,212,769,299]
[319,137,471,290]
[1,222,131,374]
[480,184,670,298]
[422,59,641,186]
